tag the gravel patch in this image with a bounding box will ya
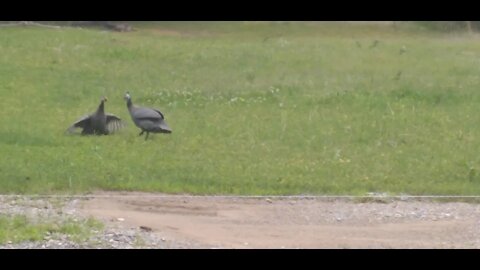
[0,196,217,249]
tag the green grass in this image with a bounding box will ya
[2,22,480,195]
[0,215,103,244]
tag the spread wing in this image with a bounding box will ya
[66,114,91,134]
[106,114,125,134]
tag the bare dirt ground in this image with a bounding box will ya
[79,192,480,249]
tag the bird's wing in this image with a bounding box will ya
[138,108,170,131]
[106,114,125,134]
[66,114,91,133]
[153,109,165,119]
[132,106,164,120]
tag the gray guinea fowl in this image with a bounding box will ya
[124,92,172,140]
[67,96,124,135]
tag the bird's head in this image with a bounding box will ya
[102,96,108,103]
[124,92,131,101]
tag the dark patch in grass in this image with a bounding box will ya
[390,87,470,106]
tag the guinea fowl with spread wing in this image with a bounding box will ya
[66,96,124,135]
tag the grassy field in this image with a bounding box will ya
[1,22,480,195]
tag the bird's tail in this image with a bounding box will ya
[159,119,172,133]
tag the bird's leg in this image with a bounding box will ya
[138,130,144,136]
[145,132,150,141]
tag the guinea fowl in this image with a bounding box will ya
[67,96,123,135]
[124,92,172,140]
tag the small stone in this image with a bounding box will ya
[266,198,272,203]
[117,218,125,222]
[7,241,12,244]
[244,242,249,246]
[140,226,153,232]
[161,238,166,241]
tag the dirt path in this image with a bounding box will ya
[79,192,480,248]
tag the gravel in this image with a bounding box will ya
[0,196,217,249]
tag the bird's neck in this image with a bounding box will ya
[127,99,133,108]
[97,101,105,113]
